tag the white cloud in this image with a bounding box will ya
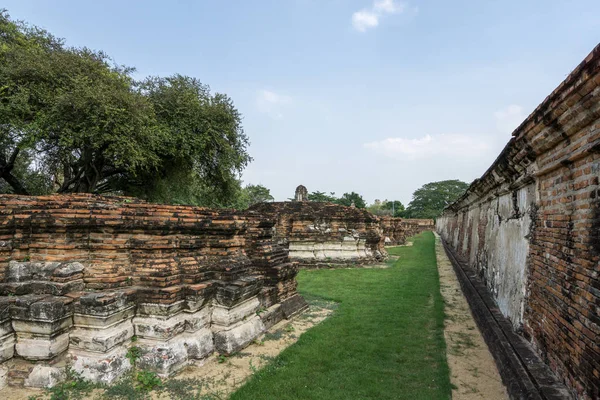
[352,10,379,32]
[363,134,491,160]
[256,89,292,119]
[352,0,407,32]
[494,104,526,135]
[374,0,404,14]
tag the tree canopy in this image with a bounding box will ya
[336,192,366,209]
[305,190,367,209]
[0,11,250,207]
[307,191,338,203]
[404,180,469,219]
[368,199,405,217]
[237,184,274,209]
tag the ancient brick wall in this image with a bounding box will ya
[0,194,307,387]
[379,217,434,245]
[248,202,387,268]
[437,44,600,400]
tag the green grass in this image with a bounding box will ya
[231,231,451,400]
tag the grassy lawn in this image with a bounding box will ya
[231,231,451,400]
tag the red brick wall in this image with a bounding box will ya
[438,44,600,399]
[0,194,262,292]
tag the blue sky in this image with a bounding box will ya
[4,0,599,204]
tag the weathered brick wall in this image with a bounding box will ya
[379,217,435,245]
[0,194,307,387]
[248,202,387,268]
[437,44,600,399]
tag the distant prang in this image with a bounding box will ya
[294,185,308,202]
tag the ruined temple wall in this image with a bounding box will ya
[0,194,307,387]
[437,45,600,399]
[248,202,387,267]
[379,217,434,245]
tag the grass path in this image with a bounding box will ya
[231,232,451,400]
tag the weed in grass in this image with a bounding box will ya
[449,332,477,356]
[217,354,229,364]
[258,355,275,362]
[136,370,162,391]
[249,359,258,374]
[102,377,145,400]
[161,378,203,399]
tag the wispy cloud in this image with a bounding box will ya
[363,134,491,160]
[352,0,407,32]
[256,89,292,119]
[494,104,525,135]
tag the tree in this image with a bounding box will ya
[236,184,273,209]
[404,180,469,219]
[0,11,161,194]
[128,75,251,204]
[0,12,251,207]
[336,192,366,209]
[367,199,405,217]
[381,200,405,217]
[307,191,338,203]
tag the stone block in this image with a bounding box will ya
[0,332,15,362]
[258,304,284,330]
[184,306,212,332]
[12,316,72,336]
[23,364,66,388]
[70,346,132,384]
[11,295,74,323]
[280,294,309,319]
[133,311,188,340]
[182,328,214,360]
[70,320,134,353]
[213,315,265,355]
[73,305,135,328]
[215,277,262,307]
[6,261,84,283]
[212,296,260,326]
[136,337,188,377]
[0,316,14,337]
[15,331,69,360]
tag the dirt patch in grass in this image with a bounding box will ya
[434,233,508,400]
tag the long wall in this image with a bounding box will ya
[0,194,307,387]
[437,45,600,399]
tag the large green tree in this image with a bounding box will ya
[404,180,469,219]
[0,12,251,206]
[127,75,250,205]
[1,11,162,194]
